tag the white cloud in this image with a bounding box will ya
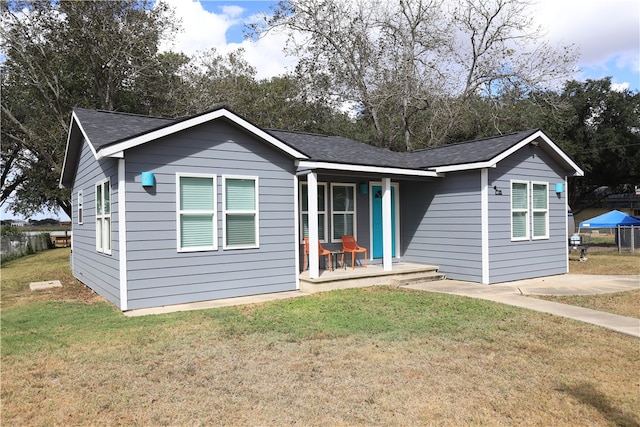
[159,0,639,88]
[157,0,294,78]
[533,0,639,84]
[158,0,237,54]
[221,5,244,18]
[611,82,630,92]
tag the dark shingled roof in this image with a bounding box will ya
[266,129,407,168]
[404,129,540,169]
[71,107,542,170]
[74,108,174,150]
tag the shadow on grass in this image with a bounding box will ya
[561,382,639,427]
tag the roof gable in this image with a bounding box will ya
[405,130,538,169]
[407,129,583,176]
[60,107,583,189]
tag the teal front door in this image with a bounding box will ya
[371,185,396,258]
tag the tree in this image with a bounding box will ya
[179,49,358,137]
[251,0,577,150]
[0,0,180,218]
[555,78,640,208]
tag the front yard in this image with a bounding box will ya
[1,248,638,426]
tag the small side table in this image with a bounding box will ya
[331,251,345,270]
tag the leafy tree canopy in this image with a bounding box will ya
[1,0,180,218]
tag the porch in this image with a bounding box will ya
[298,262,445,293]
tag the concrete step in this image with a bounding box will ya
[299,263,442,294]
[392,271,447,287]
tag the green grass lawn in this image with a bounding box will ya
[1,249,639,426]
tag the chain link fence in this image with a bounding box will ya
[617,226,639,253]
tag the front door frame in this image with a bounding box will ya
[369,181,400,260]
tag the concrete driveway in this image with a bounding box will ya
[405,274,640,338]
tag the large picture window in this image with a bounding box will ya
[223,176,259,249]
[177,174,217,252]
[300,182,327,242]
[511,181,529,240]
[532,182,549,239]
[96,180,111,254]
[331,183,356,242]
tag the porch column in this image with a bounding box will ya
[382,177,393,271]
[308,172,320,279]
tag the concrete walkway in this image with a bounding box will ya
[405,274,640,338]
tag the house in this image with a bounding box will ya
[60,106,584,311]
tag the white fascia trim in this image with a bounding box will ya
[430,130,584,176]
[528,131,584,176]
[432,162,497,173]
[59,112,99,188]
[118,159,128,311]
[72,111,100,159]
[297,161,441,177]
[97,108,309,160]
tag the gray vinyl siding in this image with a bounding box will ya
[71,139,121,307]
[487,145,568,283]
[402,172,483,282]
[123,120,298,310]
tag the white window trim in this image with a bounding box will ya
[531,181,550,240]
[176,173,218,253]
[95,179,111,255]
[510,180,529,241]
[222,175,259,250]
[77,190,83,225]
[330,183,357,243]
[300,182,328,243]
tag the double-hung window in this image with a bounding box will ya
[510,181,529,241]
[532,182,549,239]
[177,174,217,252]
[223,176,259,249]
[300,182,327,242]
[511,180,550,241]
[96,180,111,254]
[331,183,356,242]
[77,190,83,225]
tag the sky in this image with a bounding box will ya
[161,0,640,91]
[5,0,639,221]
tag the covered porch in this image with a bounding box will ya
[298,166,440,282]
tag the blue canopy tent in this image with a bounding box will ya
[579,210,640,229]
[579,210,640,253]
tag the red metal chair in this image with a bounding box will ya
[303,237,332,271]
[341,235,367,269]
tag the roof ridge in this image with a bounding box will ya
[73,107,174,121]
[267,128,331,138]
[411,129,540,153]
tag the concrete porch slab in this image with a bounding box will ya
[299,262,443,293]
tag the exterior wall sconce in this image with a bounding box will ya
[141,172,155,187]
[359,183,368,195]
[555,183,564,194]
[493,185,502,195]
